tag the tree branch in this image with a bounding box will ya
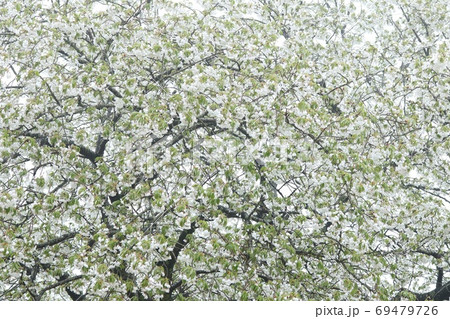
[37,275,83,300]
[156,222,198,300]
[36,232,77,249]
[397,278,450,301]
[20,131,102,164]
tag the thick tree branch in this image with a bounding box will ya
[156,222,198,300]
[37,275,83,300]
[36,232,77,249]
[20,131,104,164]
[397,274,450,301]
[107,85,123,98]
[413,249,443,259]
[66,286,86,301]
[436,267,443,291]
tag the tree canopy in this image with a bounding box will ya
[0,0,449,300]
